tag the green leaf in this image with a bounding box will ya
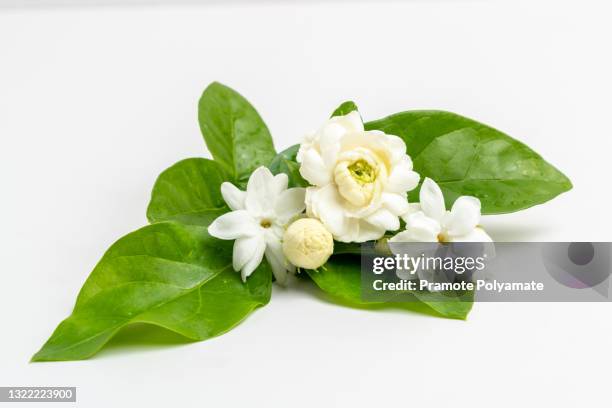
[331,100,359,117]
[411,290,473,320]
[268,144,308,188]
[147,158,229,226]
[365,110,572,214]
[198,82,276,185]
[32,222,272,361]
[307,255,472,320]
[307,256,363,302]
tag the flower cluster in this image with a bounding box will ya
[32,81,573,362]
[209,110,491,283]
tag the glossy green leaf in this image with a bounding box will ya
[365,110,572,214]
[331,100,359,117]
[147,158,229,226]
[268,144,308,188]
[32,222,272,361]
[307,255,472,320]
[198,82,276,186]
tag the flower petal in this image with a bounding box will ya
[208,210,259,240]
[390,211,440,242]
[272,173,289,195]
[354,220,386,242]
[400,203,422,222]
[299,148,331,186]
[318,123,343,169]
[265,237,290,286]
[320,140,341,170]
[385,135,408,164]
[449,226,493,243]
[240,237,266,281]
[308,184,351,239]
[334,110,364,132]
[317,112,363,169]
[296,136,314,163]
[322,111,363,138]
[387,158,420,194]
[445,196,481,237]
[274,188,306,224]
[233,235,262,272]
[365,208,400,232]
[246,166,276,216]
[382,192,410,216]
[221,182,246,211]
[340,131,386,159]
[332,218,359,243]
[419,177,446,221]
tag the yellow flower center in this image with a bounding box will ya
[348,159,377,184]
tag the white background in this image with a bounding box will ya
[1,1,611,407]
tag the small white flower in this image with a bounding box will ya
[390,177,492,243]
[282,218,334,270]
[297,111,420,243]
[208,167,306,284]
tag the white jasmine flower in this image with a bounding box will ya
[282,218,334,270]
[297,111,419,243]
[390,177,492,243]
[208,166,306,284]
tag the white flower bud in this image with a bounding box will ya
[282,218,334,269]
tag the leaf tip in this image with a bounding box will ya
[206,80,225,90]
[30,348,48,363]
[331,100,359,118]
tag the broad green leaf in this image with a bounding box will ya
[268,144,308,188]
[32,222,272,361]
[307,255,472,320]
[136,260,271,341]
[198,82,276,185]
[331,100,359,117]
[147,158,229,226]
[365,110,572,214]
[307,257,363,301]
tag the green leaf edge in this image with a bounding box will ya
[331,100,359,118]
[146,157,229,226]
[365,110,573,214]
[31,223,272,362]
[306,255,473,320]
[198,81,277,186]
